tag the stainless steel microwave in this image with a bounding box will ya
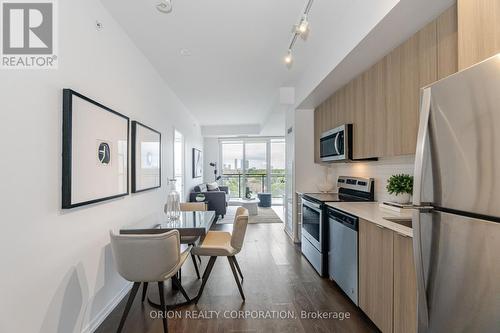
[320,124,352,162]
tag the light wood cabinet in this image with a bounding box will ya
[394,232,417,333]
[437,4,458,79]
[313,4,458,162]
[385,45,402,156]
[458,0,500,70]
[363,61,387,158]
[352,75,366,159]
[359,219,394,333]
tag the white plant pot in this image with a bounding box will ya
[195,196,205,202]
[391,193,411,204]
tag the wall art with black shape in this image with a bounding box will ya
[62,89,129,209]
[192,148,203,178]
[131,121,161,193]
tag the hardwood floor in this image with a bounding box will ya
[96,223,379,333]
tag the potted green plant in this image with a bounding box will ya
[386,174,413,204]
[195,193,206,202]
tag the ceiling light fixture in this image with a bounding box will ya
[284,0,314,68]
[284,49,293,67]
[156,0,173,14]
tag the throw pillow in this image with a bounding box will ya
[198,183,208,192]
[207,182,220,191]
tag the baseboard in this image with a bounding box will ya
[81,282,132,333]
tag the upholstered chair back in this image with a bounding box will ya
[110,230,180,282]
[230,207,249,252]
[180,202,207,211]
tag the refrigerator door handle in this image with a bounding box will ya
[413,87,432,207]
[412,87,432,331]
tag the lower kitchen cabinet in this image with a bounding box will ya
[359,219,417,333]
[393,232,417,333]
[359,219,394,333]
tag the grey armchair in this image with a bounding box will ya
[189,184,229,218]
[110,230,191,333]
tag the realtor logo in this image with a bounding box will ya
[1,0,57,69]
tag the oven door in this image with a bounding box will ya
[301,199,322,250]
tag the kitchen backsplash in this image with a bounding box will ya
[326,155,415,202]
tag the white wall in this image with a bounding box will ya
[203,137,220,184]
[0,1,202,332]
[292,109,328,193]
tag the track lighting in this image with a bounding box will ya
[283,0,314,68]
[297,15,309,35]
[284,50,293,66]
[156,0,173,13]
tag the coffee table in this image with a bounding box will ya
[228,198,260,216]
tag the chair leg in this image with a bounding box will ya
[172,275,191,302]
[195,256,217,304]
[228,257,245,301]
[158,281,169,333]
[141,282,148,302]
[117,282,140,333]
[191,253,201,279]
[197,255,202,264]
[232,256,244,282]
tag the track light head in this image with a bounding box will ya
[284,50,293,68]
[156,0,173,13]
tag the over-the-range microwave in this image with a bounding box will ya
[320,124,353,162]
[320,124,377,162]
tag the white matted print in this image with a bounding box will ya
[131,121,161,192]
[62,89,129,209]
[192,148,203,178]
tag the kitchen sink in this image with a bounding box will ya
[383,217,412,228]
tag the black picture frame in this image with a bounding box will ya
[62,89,130,209]
[192,148,203,178]
[131,121,162,193]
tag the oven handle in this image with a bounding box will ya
[302,199,321,211]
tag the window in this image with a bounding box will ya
[219,137,285,204]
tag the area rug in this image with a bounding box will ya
[217,206,283,224]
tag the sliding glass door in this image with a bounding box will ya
[220,138,285,204]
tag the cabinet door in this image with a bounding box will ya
[394,232,417,333]
[437,4,458,79]
[363,60,387,158]
[458,0,500,70]
[352,75,365,159]
[386,46,402,156]
[400,35,420,155]
[314,108,321,163]
[359,219,394,333]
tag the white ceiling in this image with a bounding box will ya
[101,0,453,128]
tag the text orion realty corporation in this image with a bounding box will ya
[1,0,58,69]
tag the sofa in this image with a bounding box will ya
[189,183,229,218]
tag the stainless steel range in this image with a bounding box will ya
[301,176,374,276]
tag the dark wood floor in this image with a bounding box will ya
[96,223,378,333]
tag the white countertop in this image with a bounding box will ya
[326,202,414,237]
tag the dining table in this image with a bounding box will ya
[119,210,217,309]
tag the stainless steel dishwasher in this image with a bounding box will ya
[328,207,358,305]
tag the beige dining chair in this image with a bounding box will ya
[110,230,191,333]
[192,207,249,302]
[179,202,207,279]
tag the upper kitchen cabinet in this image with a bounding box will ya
[313,4,458,162]
[458,0,500,70]
[437,4,458,79]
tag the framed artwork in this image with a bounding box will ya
[62,89,129,209]
[192,148,203,178]
[131,121,161,193]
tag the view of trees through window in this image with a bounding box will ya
[220,138,285,204]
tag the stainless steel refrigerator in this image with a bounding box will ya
[413,55,500,333]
